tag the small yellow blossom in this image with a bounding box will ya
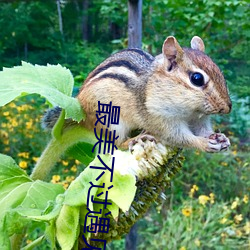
[189,184,199,197]
[62,160,69,166]
[243,195,248,204]
[51,175,61,183]
[75,159,81,165]
[221,162,228,167]
[221,232,227,238]
[18,152,30,159]
[234,214,243,224]
[11,120,18,127]
[26,121,33,129]
[32,157,39,162]
[209,193,215,204]
[194,238,201,247]
[3,111,9,116]
[66,176,75,182]
[244,221,250,234]
[179,247,186,250]
[0,130,8,138]
[19,161,28,169]
[70,165,77,172]
[231,197,240,209]
[198,195,210,206]
[220,217,228,224]
[63,182,69,189]
[236,229,243,237]
[182,207,192,217]
[9,103,16,108]
[232,150,237,156]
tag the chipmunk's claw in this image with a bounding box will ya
[129,134,156,152]
[207,133,230,152]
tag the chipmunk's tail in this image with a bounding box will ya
[41,106,62,130]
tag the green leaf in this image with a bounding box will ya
[20,181,64,212]
[52,109,66,139]
[56,205,80,250]
[66,141,96,166]
[0,176,31,201]
[21,235,45,250]
[0,62,85,122]
[64,166,103,208]
[0,154,30,181]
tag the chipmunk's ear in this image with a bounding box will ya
[191,36,205,52]
[162,36,184,63]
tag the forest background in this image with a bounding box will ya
[0,0,249,249]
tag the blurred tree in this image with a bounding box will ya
[128,0,142,48]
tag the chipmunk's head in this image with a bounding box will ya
[158,36,232,115]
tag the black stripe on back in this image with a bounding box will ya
[91,60,140,79]
[125,48,154,62]
[96,73,130,85]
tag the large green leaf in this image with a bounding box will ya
[56,205,80,250]
[0,154,65,245]
[0,62,84,121]
[66,141,97,166]
[0,154,30,181]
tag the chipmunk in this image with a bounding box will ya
[44,36,232,153]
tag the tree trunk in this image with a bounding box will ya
[56,0,63,36]
[125,224,137,250]
[128,0,142,48]
[82,0,89,41]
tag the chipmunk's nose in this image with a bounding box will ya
[219,101,232,114]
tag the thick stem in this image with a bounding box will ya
[30,125,96,181]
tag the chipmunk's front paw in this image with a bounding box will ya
[129,134,156,152]
[206,133,230,152]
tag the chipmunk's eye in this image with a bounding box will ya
[190,72,204,87]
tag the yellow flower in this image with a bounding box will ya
[70,165,77,172]
[244,221,250,234]
[179,247,186,250]
[26,121,33,129]
[236,229,242,237]
[32,157,39,162]
[62,160,69,166]
[66,176,75,182]
[75,159,81,165]
[19,161,28,169]
[209,193,215,204]
[189,184,199,197]
[182,207,192,217]
[231,198,240,209]
[221,232,227,238]
[11,119,18,127]
[9,102,16,108]
[51,175,61,183]
[221,162,228,167]
[198,195,210,206]
[232,150,237,156]
[234,214,243,224]
[220,217,228,224]
[243,195,248,204]
[18,152,30,159]
[63,182,69,189]
[3,111,9,116]
[194,238,201,247]
[0,130,8,138]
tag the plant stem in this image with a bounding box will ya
[30,125,96,181]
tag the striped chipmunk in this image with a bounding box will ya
[44,36,232,153]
